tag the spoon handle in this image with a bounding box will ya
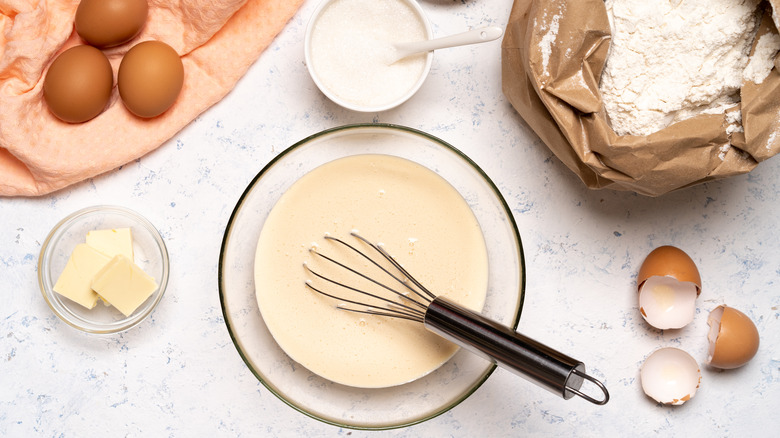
[393,26,503,61]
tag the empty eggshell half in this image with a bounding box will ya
[637,246,701,330]
[640,347,701,405]
[707,305,760,369]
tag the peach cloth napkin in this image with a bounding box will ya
[0,0,304,196]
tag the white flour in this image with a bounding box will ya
[725,109,743,135]
[537,2,566,76]
[744,32,780,84]
[599,0,763,136]
[539,14,561,74]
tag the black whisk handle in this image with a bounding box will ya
[424,297,609,405]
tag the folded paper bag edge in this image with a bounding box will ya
[501,0,617,192]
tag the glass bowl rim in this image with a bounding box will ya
[218,123,526,430]
[38,204,170,335]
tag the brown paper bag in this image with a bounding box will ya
[501,0,780,196]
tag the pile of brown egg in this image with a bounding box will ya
[43,0,184,123]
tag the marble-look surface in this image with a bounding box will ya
[2,1,778,436]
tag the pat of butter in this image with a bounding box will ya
[86,228,133,260]
[85,228,134,307]
[91,255,158,317]
[53,243,111,309]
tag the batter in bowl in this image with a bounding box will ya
[254,154,488,388]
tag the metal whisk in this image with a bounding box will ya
[304,232,609,405]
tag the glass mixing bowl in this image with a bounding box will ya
[38,205,169,334]
[219,124,524,429]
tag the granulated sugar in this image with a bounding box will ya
[309,0,427,109]
[599,0,763,136]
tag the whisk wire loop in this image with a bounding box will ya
[304,263,427,321]
[320,234,435,307]
[347,234,437,302]
[305,234,442,321]
[334,304,424,323]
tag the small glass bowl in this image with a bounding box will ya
[304,0,434,112]
[38,205,169,334]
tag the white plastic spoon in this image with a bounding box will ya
[390,26,503,64]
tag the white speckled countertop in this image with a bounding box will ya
[2,1,779,436]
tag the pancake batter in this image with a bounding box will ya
[254,154,488,388]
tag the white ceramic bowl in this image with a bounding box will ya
[38,205,169,334]
[219,124,524,429]
[304,0,434,112]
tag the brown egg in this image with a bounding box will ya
[118,41,184,118]
[75,0,148,48]
[637,246,702,329]
[707,305,760,369]
[638,246,702,293]
[43,45,113,123]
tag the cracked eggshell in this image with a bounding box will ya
[707,305,760,369]
[637,246,701,329]
[640,347,701,405]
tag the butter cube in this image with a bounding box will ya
[86,228,134,260]
[85,228,133,307]
[53,244,111,309]
[91,255,158,317]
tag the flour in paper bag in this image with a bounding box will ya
[538,12,561,74]
[599,0,764,136]
[744,32,780,84]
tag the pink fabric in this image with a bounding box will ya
[0,0,304,196]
